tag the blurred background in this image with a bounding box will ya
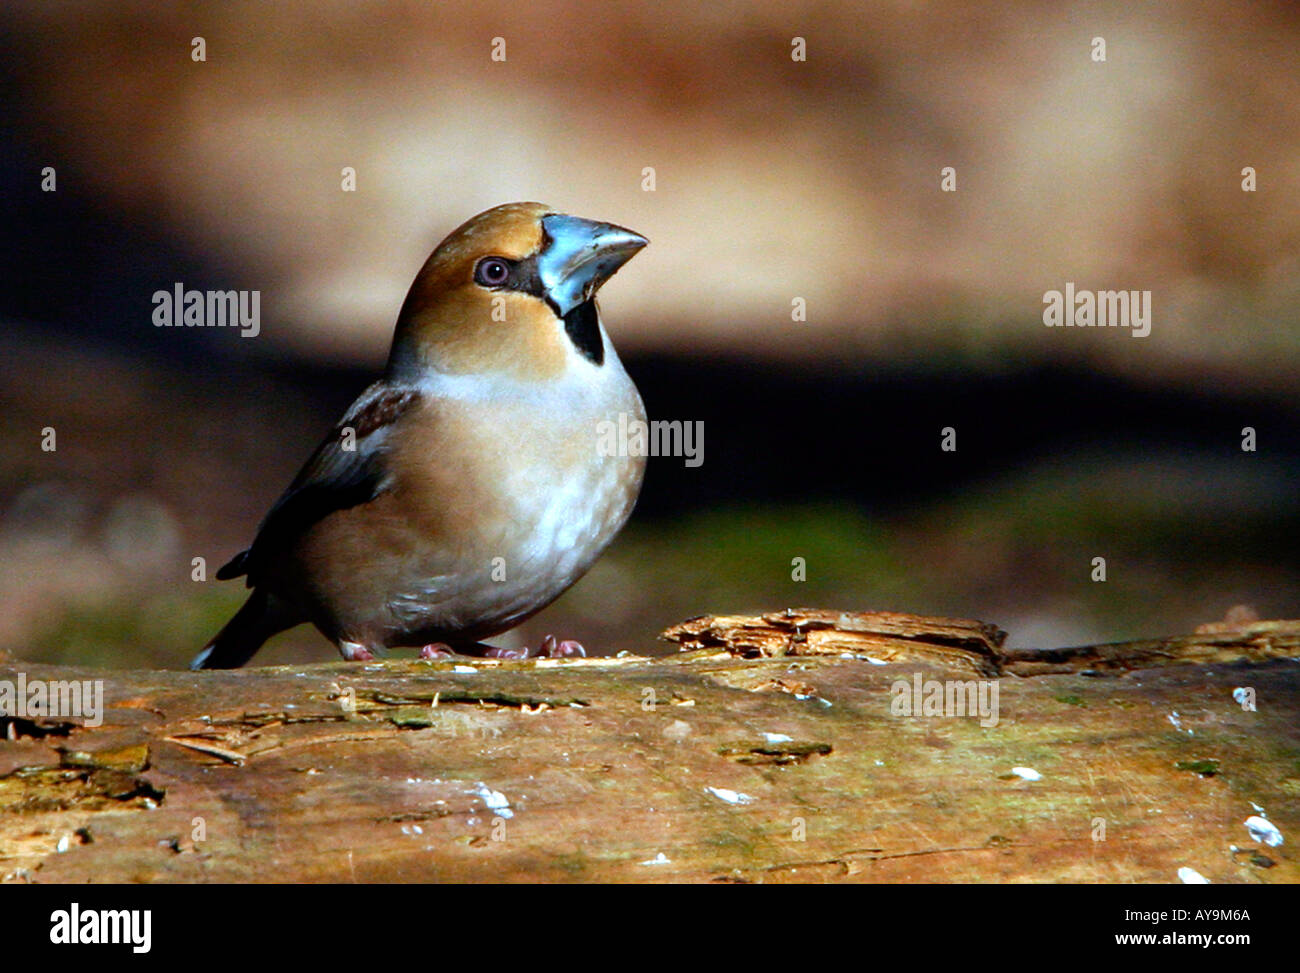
[2,0,1297,668]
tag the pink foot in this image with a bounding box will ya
[339,641,375,662]
[419,643,455,660]
[544,635,586,658]
[483,635,586,659]
[483,644,531,660]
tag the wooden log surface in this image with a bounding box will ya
[1,610,1298,883]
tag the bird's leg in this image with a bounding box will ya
[338,640,376,662]
[481,644,530,660]
[418,640,496,659]
[544,636,586,658]
[482,635,586,660]
[418,643,456,660]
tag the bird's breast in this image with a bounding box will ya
[295,363,646,645]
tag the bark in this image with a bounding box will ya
[2,610,1297,883]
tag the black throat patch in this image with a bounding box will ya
[562,299,604,365]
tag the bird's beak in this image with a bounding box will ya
[537,214,648,317]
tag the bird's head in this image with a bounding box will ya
[388,202,647,382]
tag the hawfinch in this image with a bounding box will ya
[193,202,647,668]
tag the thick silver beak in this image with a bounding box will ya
[537,213,647,317]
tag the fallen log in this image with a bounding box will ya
[2,610,1297,883]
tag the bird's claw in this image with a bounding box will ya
[541,635,586,658]
[481,635,586,660]
[339,641,375,662]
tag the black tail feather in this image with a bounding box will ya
[192,590,300,669]
[214,549,250,581]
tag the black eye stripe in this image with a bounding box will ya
[474,254,547,299]
[510,256,545,298]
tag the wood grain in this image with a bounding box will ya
[2,611,1297,883]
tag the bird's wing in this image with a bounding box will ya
[217,381,423,585]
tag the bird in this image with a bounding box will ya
[192,202,648,669]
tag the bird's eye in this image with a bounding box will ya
[474,257,511,287]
